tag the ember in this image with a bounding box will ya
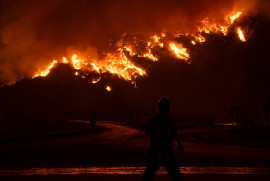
[106,86,112,92]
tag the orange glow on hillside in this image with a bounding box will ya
[32,10,247,89]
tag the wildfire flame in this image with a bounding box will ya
[35,53,146,82]
[106,86,112,92]
[33,10,247,90]
[92,77,101,84]
[169,43,190,61]
[141,49,158,61]
[237,27,246,42]
[34,60,58,77]
[229,11,242,23]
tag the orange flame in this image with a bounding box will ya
[32,10,246,88]
[106,86,112,92]
[34,60,58,77]
[194,11,243,43]
[237,27,246,42]
[229,11,242,24]
[141,49,158,61]
[169,43,190,61]
[92,77,101,84]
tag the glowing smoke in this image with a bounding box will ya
[0,0,265,84]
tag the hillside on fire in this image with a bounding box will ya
[1,1,270,180]
[0,13,270,131]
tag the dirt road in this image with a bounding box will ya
[1,121,270,171]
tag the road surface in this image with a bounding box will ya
[0,121,270,180]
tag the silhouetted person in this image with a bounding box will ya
[143,98,184,181]
[89,109,96,127]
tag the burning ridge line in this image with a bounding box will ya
[33,11,247,90]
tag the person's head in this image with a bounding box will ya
[158,97,170,113]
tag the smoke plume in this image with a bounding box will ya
[0,0,261,83]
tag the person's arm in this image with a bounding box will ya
[173,123,184,153]
[174,132,184,153]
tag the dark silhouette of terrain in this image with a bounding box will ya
[0,63,135,136]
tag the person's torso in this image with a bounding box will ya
[148,114,175,152]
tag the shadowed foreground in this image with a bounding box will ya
[1,174,270,181]
[1,121,270,180]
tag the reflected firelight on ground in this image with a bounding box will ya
[0,167,269,176]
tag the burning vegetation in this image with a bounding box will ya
[32,10,247,90]
[1,0,270,125]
